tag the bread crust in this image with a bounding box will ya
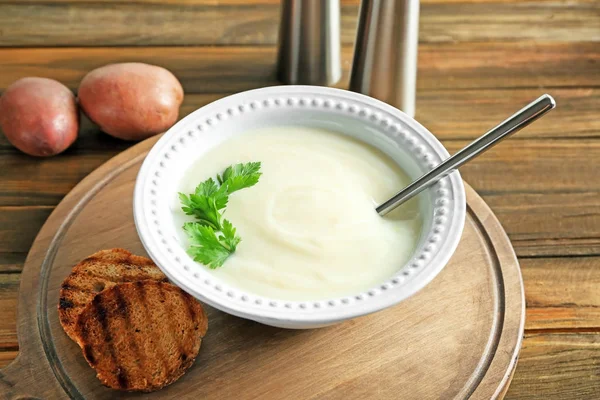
[73,281,208,392]
[58,248,168,341]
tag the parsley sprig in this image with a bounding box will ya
[179,162,261,269]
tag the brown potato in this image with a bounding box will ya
[78,63,184,141]
[0,77,79,157]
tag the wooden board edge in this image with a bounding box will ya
[465,185,526,399]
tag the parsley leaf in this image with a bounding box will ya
[178,178,230,229]
[183,222,232,269]
[179,162,261,268]
[195,178,230,210]
[221,162,262,194]
[178,192,222,230]
[219,219,242,250]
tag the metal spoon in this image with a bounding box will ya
[376,94,556,216]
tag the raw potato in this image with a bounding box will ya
[0,77,79,157]
[78,63,184,141]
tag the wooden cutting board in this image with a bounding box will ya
[0,136,524,400]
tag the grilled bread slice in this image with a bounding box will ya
[73,281,208,392]
[59,248,168,341]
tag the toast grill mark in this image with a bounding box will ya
[113,285,152,386]
[79,321,96,366]
[114,286,129,318]
[92,295,129,389]
[59,298,74,309]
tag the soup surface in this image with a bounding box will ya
[174,126,421,301]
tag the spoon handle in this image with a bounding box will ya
[376,94,556,216]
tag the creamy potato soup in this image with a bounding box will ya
[174,126,421,301]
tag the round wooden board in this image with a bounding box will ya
[0,136,524,400]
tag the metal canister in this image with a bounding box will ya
[276,0,342,86]
[349,0,420,117]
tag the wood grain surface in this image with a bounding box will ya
[0,2,597,46]
[0,136,524,399]
[0,0,598,398]
[1,43,597,92]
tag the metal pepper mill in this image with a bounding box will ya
[276,0,342,86]
[349,0,420,117]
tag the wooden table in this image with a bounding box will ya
[0,0,598,398]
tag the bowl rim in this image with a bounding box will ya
[134,85,466,325]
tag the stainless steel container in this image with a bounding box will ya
[276,0,342,86]
[349,0,420,117]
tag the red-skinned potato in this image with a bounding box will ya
[0,77,79,157]
[78,63,184,141]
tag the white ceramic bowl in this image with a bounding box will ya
[134,86,466,329]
